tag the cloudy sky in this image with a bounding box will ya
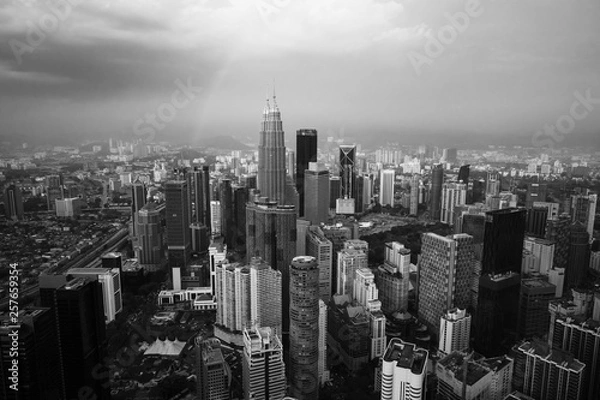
[1,0,599,148]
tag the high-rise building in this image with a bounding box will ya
[526,183,547,208]
[67,267,123,324]
[131,179,146,237]
[438,308,471,355]
[522,237,555,276]
[296,129,318,217]
[339,144,356,203]
[485,171,500,197]
[211,200,222,236]
[526,207,549,238]
[517,276,555,338]
[202,166,212,228]
[430,164,444,221]
[329,176,341,209]
[375,242,411,314]
[336,248,368,298]
[165,180,191,269]
[43,278,109,400]
[418,233,474,336]
[135,202,164,270]
[190,167,205,224]
[458,165,470,183]
[545,214,571,270]
[482,208,527,275]
[380,339,428,400]
[571,192,597,238]
[215,262,252,334]
[318,299,330,386]
[242,327,286,400]
[250,257,283,337]
[410,174,420,216]
[196,337,230,400]
[567,222,591,289]
[436,352,492,400]
[441,182,467,225]
[0,307,62,400]
[233,185,249,249]
[4,184,24,220]
[353,268,387,359]
[306,226,333,302]
[219,179,234,247]
[379,169,395,207]
[304,162,330,225]
[246,199,297,333]
[258,94,288,205]
[289,256,320,400]
[513,340,584,400]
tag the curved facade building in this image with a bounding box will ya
[380,338,428,400]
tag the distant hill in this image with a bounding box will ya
[196,135,250,151]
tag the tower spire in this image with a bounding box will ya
[272,79,278,110]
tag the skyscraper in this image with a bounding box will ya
[131,179,146,237]
[526,183,547,208]
[571,192,597,238]
[202,165,212,228]
[438,308,471,355]
[410,174,420,216]
[304,162,330,225]
[219,179,234,247]
[4,184,24,221]
[329,176,341,209]
[485,171,500,197]
[242,327,286,400]
[430,164,444,221]
[336,248,368,298]
[517,277,555,338]
[196,338,230,400]
[306,226,333,302]
[258,94,288,205]
[289,256,320,400]
[566,222,590,289]
[441,182,467,225]
[250,257,283,337]
[339,144,356,201]
[165,180,191,269]
[296,129,318,217]
[135,202,164,270]
[375,242,411,314]
[210,200,222,236]
[418,233,474,336]
[380,339,428,400]
[215,262,252,334]
[482,208,527,275]
[190,167,205,224]
[379,169,395,207]
[458,165,470,183]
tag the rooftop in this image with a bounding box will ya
[438,352,491,386]
[383,338,428,375]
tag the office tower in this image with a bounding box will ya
[339,144,356,202]
[46,175,64,211]
[219,179,234,247]
[202,166,212,228]
[551,316,600,400]
[329,176,341,209]
[567,222,590,289]
[327,294,371,371]
[513,340,584,400]
[306,226,333,302]
[246,199,297,332]
[210,200,222,236]
[410,174,420,216]
[297,219,310,255]
[375,242,411,314]
[296,129,318,217]
[233,185,248,248]
[4,184,24,220]
[250,257,283,337]
[485,171,500,196]
[287,150,296,181]
[522,237,555,276]
[135,202,164,270]
[355,174,365,213]
[55,197,84,217]
[191,222,210,255]
[380,339,428,400]
[304,162,330,225]
[544,214,570,272]
[131,179,146,237]
[458,209,486,246]
[258,93,288,205]
[379,169,396,207]
[318,300,330,386]
[0,307,61,400]
[209,238,227,299]
[441,182,467,225]
[517,277,555,338]
[436,352,492,400]
[242,327,286,400]
[289,257,320,400]
[571,192,597,238]
[336,248,368,297]
[525,183,547,208]
[362,174,373,211]
[458,165,470,183]
[482,208,527,275]
[438,308,471,355]
[418,233,474,336]
[190,167,205,224]
[526,207,548,238]
[353,268,387,359]
[196,338,230,400]
[430,164,444,220]
[533,201,560,221]
[67,267,123,324]
[215,262,252,334]
[45,278,109,400]
[165,180,191,269]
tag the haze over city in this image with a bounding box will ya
[1,0,600,147]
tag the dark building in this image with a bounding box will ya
[190,167,205,224]
[526,207,548,238]
[355,174,365,213]
[517,277,555,338]
[42,278,109,400]
[4,184,24,221]
[339,145,356,201]
[458,164,470,184]
[526,183,547,208]
[165,180,192,268]
[430,164,443,221]
[460,213,486,245]
[196,337,229,400]
[329,176,341,209]
[296,129,318,217]
[101,252,123,272]
[482,208,527,275]
[258,95,288,205]
[202,166,212,229]
[219,179,234,248]
[304,164,330,225]
[566,222,590,289]
[471,179,486,204]
[233,185,248,249]
[0,307,62,400]
[289,256,320,400]
[545,214,571,270]
[131,180,146,237]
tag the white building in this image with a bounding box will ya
[380,339,428,400]
[438,308,471,355]
[66,267,122,323]
[441,183,467,225]
[210,200,222,236]
[380,169,396,207]
[243,327,287,400]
